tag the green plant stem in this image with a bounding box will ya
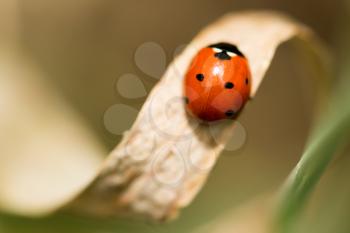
[276,58,350,233]
[275,104,350,233]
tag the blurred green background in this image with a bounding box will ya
[0,0,349,233]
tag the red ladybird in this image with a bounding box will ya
[183,42,251,121]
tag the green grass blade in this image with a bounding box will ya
[275,104,350,232]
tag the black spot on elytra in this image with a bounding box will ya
[214,51,231,60]
[196,73,204,81]
[209,42,244,57]
[225,110,236,118]
[245,78,249,85]
[224,82,234,89]
[184,97,189,104]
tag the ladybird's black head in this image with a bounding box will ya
[209,42,245,58]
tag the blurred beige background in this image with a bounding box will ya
[1,0,349,233]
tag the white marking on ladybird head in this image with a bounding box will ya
[212,48,222,53]
[227,51,237,57]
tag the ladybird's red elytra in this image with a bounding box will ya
[183,42,251,122]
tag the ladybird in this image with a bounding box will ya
[183,42,251,121]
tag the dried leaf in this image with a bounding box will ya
[68,11,326,220]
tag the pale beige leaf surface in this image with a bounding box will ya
[0,10,326,221]
[0,51,107,216]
